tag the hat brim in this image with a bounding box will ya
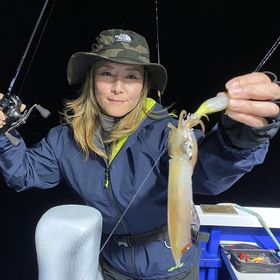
[67,52,168,93]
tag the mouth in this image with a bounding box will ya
[108,98,126,103]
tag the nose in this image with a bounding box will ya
[111,78,124,95]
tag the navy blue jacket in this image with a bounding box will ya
[0,99,268,278]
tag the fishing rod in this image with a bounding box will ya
[0,0,56,145]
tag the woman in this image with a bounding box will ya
[0,29,279,279]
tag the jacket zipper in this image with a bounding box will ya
[105,168,109,188]
[104,166,140,279]
[104,167,130,233]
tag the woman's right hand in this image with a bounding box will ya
[0,93,26,129]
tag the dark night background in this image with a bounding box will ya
[0,0,279,279]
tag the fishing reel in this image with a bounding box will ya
[0,94,50,146]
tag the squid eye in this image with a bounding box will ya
[181,141,193,158]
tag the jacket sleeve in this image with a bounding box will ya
[0,129,62,191]
[192,123,269,195]
[219,114,280,149]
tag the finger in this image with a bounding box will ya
[20,104,26,112]
[0,94,6,128]
[0,110,5,120]
[225,110,268,127]
[227,82,280,101]
[226,72,271,89]
[0,110,6,128]
[216,91,228,97]
[227,99,280,118]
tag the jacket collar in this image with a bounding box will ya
[109,98,159,164]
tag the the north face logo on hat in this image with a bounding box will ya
[114,33,132,43]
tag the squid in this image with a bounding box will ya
[167,95,228,266]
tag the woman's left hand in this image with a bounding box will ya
[224,72,280,127]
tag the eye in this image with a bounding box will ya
[127,74,138,80]
[100,71,113,77]
[182,141,193,158]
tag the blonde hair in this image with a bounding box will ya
[61,68,153,160]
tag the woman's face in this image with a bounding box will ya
[94,61,145,117]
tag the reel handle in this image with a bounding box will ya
[35,104,50,118]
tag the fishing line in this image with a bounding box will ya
[155,0,161,65]
[99,147,167,254]
[254,34,280,72]
[80,147,167,280]
[155,0,162,103]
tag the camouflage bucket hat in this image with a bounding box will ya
[67,29,168,93]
